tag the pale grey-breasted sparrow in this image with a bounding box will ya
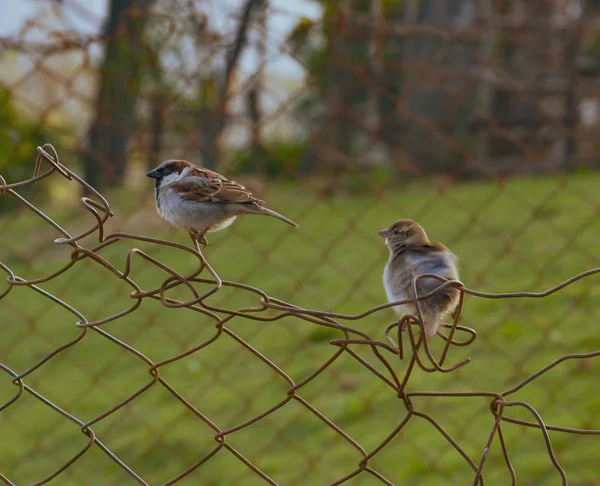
[147,160,298,246]
[379,219,460,337]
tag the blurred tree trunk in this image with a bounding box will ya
[380,1,406,173]
[318,0,352,193]
[399,0,476,174]
[147,40,165,171]
[246,2,267,175]
[149,93,165,170]
[400,0,437,166]
[83,0,151,189]
[366,0,383,137]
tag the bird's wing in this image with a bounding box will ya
[408,242,450,253]
[171,167,264,205]
[404,245,458,298]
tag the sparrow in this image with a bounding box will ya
[379,219,460,338]
[147,160,298,246]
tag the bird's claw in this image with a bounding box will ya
[189,231,209,249]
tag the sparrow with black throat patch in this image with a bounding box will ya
[147,160,298,247]
[379,219,460,338]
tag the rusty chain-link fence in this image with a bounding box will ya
[2,1,600,485]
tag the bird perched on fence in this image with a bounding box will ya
[147,160,298,247]
[379,219,460,338]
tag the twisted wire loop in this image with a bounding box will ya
[1,145,599,486]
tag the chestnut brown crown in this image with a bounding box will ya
[147,160,193,180]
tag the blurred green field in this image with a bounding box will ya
[1,172,600,485]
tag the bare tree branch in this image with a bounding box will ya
[219,0,266,104]
[196,0,265,170]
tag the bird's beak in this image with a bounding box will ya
[378,228,392,238]
[147,169,161,179]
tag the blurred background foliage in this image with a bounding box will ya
[0,88,68,211]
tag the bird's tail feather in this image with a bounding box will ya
[422,314,440,337]
[255,207,299,227]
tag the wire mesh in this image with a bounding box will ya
[1,144,600,485]
[2,1,600,484]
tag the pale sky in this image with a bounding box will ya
[0,0,323,78]
[0,0,323,141]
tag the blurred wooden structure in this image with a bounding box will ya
[393,0,600,176]
[472,0,589,175]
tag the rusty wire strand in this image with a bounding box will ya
[1,145,600,485]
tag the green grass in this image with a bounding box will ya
[1,172,600,485]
